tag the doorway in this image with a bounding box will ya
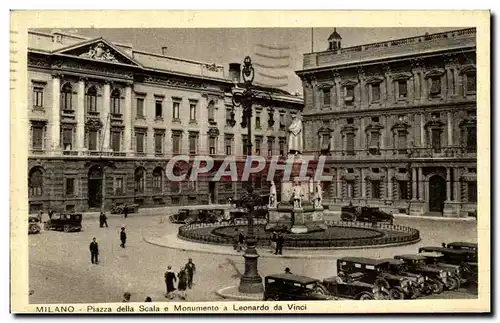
[429,175,446,212]
[88,165,103,208]
[208,182,216,204]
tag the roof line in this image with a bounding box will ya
[132,49,224,68]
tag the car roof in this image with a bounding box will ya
[419,252,444,258]
[395,254,427,260]
[266,274,320,284]
[338,257,390,266]
[419,246,470,254]
[61,213,82,216]
[448,242,477,248]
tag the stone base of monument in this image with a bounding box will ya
[266,202,326,234]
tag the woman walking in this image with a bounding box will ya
[164,265,177,299]
[177,266,188,300]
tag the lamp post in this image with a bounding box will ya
[231,56,273,294]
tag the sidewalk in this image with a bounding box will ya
[392,213,476,222]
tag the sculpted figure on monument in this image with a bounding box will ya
[315,182,323,208]
[287,111,303,155]
[269,180,277,208]
[293,182,302,209]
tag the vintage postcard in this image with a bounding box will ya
[10,10,490,314]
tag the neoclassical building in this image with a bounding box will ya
[296,28,477,217]
[27,30,303,213]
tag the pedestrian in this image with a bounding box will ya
[276,232,284,255]
[123,205,129,218]
[120,227,127,248]
[177,266,188,300]
[145,297,152,302]
[164,265,177,299]
[185,258,196,289]
[37,210,43,222]
[122,292,131,302]
[232,228,239,250]
[48,208,54,220]
[99,212,108,228]
[284,267,292,274]
[89,237,99,264]
[237,230,245,252]
[269,231,277,253]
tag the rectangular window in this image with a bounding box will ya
[431,129,441,153]
[466,127,476,153]
[225,141,232,155]
[62,128,73,151]
[226,108,233,126]
[468,181,477,202]
[155,100,163,119]
[369,132,380,148]
[255,137,261,155]
[466,74,476,93]
[188,181,197,191]
[114,177,124,195]
[267,138,274,157]
[371,180,381,199]
[255,112,261,129]
[242,137,248,155]
[111,131,121,152]
[345,86,355,104]
[136,98,144,118]
[189,134,198,155]
[399,181,409,200]
[279,139,285,156]
[171,182,180,194]
[172,101,180,120]
[398,80,408,98]
[33,87,44,108]
[136,132,145,153]
[430,77,441,96]
[397,130,407,154]
[189,102,197,121]
[88,130,98,151]
[323,88,331,106]
[209,137,216,155]
[65,178,75,196]
[172,134,181,154]
[254,176,262,189]
[371,84,380,102]
[346,181,354,198]
[279,114,285,131]
[346,133,355,155]
[154,133,163,154]
[32,126,44,150]
[320,133,330,152]
[111,97,120,114]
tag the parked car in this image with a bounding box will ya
[44,213,82,232]
[263,274,334,301]
[334,257,418,299]
[418,251,465,286]
[230,208,268,221]
[382,259,430,297]
[169,209,200,224]
[340,206,394,224]
[28,216,41,234]
[318,272,381,300]
[393,254,457,293]
[418,246,478,284]
[110,203,140,215]
[444,242,478,261]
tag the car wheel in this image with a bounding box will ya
[445,276,460,290]
[43,223,50,231]
[374,278,390,290]
[389,287,405,300]
[63,225,70,232]
[265,296,278,301]
[313,284,328,295]
[358,293,374,300]
[430,279,444,294]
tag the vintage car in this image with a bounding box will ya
[169,209,226,224]
[418,252,465,286]
[393,254,457,292]
[44,213,82,232]
[340,206,394,224]
[382,259,429,297]
[318,272,381,300]
[110,203,140,215]
[444,242,478,261]
[334,257,419,299]
[263,274,334,301]
[418,246,478,284]
[230,208,268,221]
[169,209,199,224]
[28,216,41,234]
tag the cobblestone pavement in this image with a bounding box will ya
[29,211,478,304]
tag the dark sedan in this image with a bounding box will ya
[341,206,394,224]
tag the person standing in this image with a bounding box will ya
[122,292,131,302]
[284,267,292,274]
[270,231,277,253]
[120,227,127,248]
[276,232,284,255]
[123,205,129,219]
[177,266,188,300]
[185,258,196,289]
[237,230,245,252]
[89,237,99,264]
[164,265,177,299]
[48,208,54,220]
[100,212,108,228]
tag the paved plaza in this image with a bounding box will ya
[29,208,478,304]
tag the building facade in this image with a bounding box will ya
[27,30,303,213]
[296,28,477,217]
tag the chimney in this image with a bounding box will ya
[229,63,241,85]
[161,47,168,55]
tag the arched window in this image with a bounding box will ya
[28,167,44,196]
[86,86,98,113]
[61,83,73,111]
[111,89,121,114]
[153,167,163,193]
[135,167,146,194]
[208,100,215,122]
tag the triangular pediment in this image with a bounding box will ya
[54,38,142,67]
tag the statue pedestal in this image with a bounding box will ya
[290,208,308,234]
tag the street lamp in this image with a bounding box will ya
[231,56,272,294]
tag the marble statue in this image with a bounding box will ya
[80,42,118,62]
[288,111,303,155]
[293,182,302,209]
[269,180,277,208]
[315,182,323,208]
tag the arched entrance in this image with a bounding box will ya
[88,165,104,208]
[429,175,446,213]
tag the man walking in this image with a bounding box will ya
[185,258,196,289]
[89,237,99,264]
[99,212,109,228]
[123,205,129,219]
[120,227,127,248]
[237,230,245,252]
[276,232,284,255]
[164,265,177,299]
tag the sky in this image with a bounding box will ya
[50,27,462,94]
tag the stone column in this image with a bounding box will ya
[453,168,461,201]
[446,167,452,201]
[418,167,424,201]
[384,67,392,107]
[336,168,342,198]
[76,78,86,153]
[420,73,427,104]
[102,82,111,151]
[51,75,61,153]
[123,85,132,153]
[447,111,453,147]
[453,68,460,96]
[420,113,426,147]
[360,168,366,198]
[446,68,454,96]
[387,168,393,200]
[334,74,341,108]
[358,69,365,109]
[413,70,420,101]
[412,168,417,200]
